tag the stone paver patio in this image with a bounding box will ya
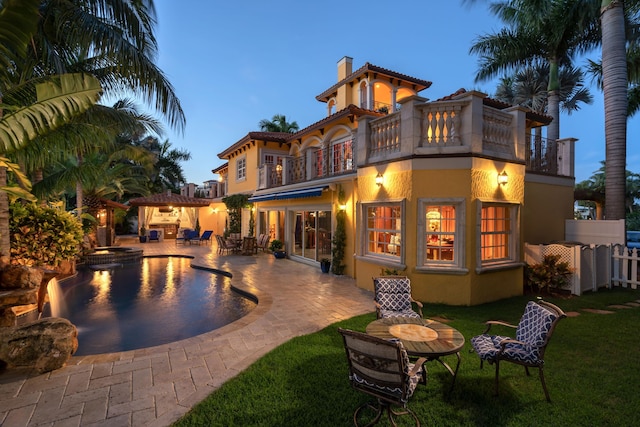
[0,237,374,426]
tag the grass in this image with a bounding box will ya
[173,288,640,426]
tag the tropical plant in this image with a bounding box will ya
[269,239,283,252]
[222,194,250,236]
[525,254,573,293]
[331,188,347,275]
[9,202,84,268]
[258,114,300,133]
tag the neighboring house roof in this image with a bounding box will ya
[316,62,432,103]
[438,88,553,126]
[128,192,211,207]
[217,132,292,159]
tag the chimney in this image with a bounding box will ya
[337,56,353,81]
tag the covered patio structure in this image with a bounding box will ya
[129,191,211,240]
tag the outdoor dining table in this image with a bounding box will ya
[366,316,465,391]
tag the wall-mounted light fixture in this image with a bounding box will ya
[218,175,224,183]
[338,203,347,211]
[375,173,384,187]
[497,171,508,186]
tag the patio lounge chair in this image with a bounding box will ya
[338,327,426,426]
[191,230,213,245]
[175,229,191,245]
[215,235,234,254]
[373,276,423,319]
[470,300,566,402]
[148,230,160,242]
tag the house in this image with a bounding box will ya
[199,56,576,305]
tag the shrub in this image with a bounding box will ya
[525,254,573,293]
[10,203,84,268]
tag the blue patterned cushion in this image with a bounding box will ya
[374,277,419,318]
[471,301,558,366]
[351,341,422,402]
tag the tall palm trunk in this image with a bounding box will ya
[547,61,561,142]
[602,0,627,220]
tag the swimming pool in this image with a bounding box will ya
[43,257,256,356]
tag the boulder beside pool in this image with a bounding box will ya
[0,317,78,373]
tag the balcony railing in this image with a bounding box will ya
[526,133,558,174]
[287,156,306,185]
[370,112,401,157]
[258,164,283,189]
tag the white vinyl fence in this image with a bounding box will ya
[525,242,640,295]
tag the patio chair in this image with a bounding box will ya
[148,230,160,242]
[257,234,271,252]
[470,300,567,402]
[175,229,191,245]
[191,230,213,245]
[338,328,426,426]
[373,276,423,319]
[215,235,232,254]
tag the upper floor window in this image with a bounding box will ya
[363,202,404,261]
[236,156,246,181]
[478,202,519,267]
[418,199,464,270]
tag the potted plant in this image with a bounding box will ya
[320,258,331,273]
[269,239,286,259]
[139,224,147,243]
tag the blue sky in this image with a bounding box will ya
[152,0,638,185]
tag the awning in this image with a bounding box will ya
[249,186,328,202]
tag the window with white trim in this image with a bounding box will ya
[364,203,403,260]
[479,202,518,265]
[236,156,246,181]
[418,199,464,269]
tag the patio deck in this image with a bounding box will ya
[0,236,374,426]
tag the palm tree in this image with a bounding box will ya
[138,137,191,192]
[494,62,593,115]
[469,0,601,142]
[258,114,300,133]
[601,0,629,220]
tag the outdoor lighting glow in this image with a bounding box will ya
[338,203,347,211]
[498,171,508,186]
[375,173,384,187]
[218,175,224,182]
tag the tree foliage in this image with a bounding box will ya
[9,203,83,267]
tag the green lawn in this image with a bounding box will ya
[174,288,640,426]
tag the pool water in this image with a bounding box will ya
[43,257,256,356]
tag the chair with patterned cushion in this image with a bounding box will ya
[373,276,423,319]
[470,300,566,402]
[338,328,426,426]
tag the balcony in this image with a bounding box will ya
[255,91,575,192]
[357,91,575,177]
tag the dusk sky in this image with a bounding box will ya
[150,0,638,186]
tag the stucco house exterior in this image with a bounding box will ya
[198,56,577,306]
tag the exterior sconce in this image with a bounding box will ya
[338,203,347,211]
[218,175,224,182]
[375,173,384,187]
[498,171,508,186]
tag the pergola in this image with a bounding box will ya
[128,191,211,239]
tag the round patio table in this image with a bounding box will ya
[366,316,465,391]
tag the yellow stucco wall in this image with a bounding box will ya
[354,159,525,306]
[523,177,575,244]
[197,201,227,236]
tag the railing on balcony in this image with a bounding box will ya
[258,164,283,189]
[287,156,306,184]
[370,112,401,157]
[483,108,514,156]
[526,132,558,174]
[311,140,354,179]
[419,102,464,147]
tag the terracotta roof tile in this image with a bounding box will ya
[129,192,211,207]
[316,62,432,102]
